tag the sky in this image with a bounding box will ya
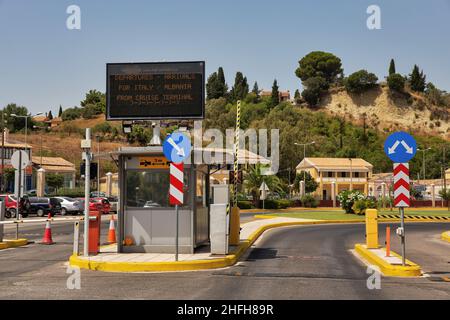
[1,0,450,115]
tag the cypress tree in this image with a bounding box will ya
[252,81,259,96]
[389,59,396,75]
[230,72,248,102]
[217,67,228,97]
[206,72,219,100]
[58,105,63,117]
[270,79,280,107]
[48,110,53,120]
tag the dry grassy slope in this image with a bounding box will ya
[9,115,127,174]
[318,85,450,140]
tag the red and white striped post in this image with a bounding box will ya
[393,162,410,266]
[170,162,184,261]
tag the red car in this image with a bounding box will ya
[91,197,111,214]
[75,197,111,214]
[0,194,29,218]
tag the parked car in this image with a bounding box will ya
[27,197,61,217]
[90,191,107,198]
[0,194,29,218]
[143,200,161,208]
[53,197,82,215]
[75,198,106,214]
[107,196,118,213]
[91,197,111,214]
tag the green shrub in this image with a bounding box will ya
[61,107,82,121]
[260,199,292,209]
[301,76,328,106]
[53,187,85,198]
[344,70,378,93]
[261,199,278,209]
[387,73,405,92]
[337,190,366,213]
[301,194,318,208]
[237,201,254,209]
[276,199,292,209]
[352,198,377,215]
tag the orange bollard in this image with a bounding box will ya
[385,226,391,257]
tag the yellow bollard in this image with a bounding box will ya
[229,206,240,246]
[365,209,378,249]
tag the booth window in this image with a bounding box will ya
[196,171,207,208]
[125,170,192,208]
[126,171,170,208]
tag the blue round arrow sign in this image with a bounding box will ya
[163,132,192,163]
[384,131,417,163]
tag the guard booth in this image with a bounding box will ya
[115,146,209,254]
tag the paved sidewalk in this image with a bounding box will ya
[73,217,318,265]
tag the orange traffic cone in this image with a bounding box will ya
[42,213,54,245]
[108,214,116,244]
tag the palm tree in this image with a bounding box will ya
[243,164,283,206]
[439,188,450,211]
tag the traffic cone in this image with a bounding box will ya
[107,214,116,244]
[41,213,54,245]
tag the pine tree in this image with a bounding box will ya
[270,79,280,108]
[389,59,396,76]
[409,65,426,92]
[58,105,63,117]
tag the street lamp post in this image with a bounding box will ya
[96,135,100,193]
[349,158,353,190]
[294,141,315,196]
[417,147,432,181]
[10,112,43,193]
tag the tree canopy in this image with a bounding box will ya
[295,51,343,84]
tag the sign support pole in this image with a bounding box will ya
[83,128,91,257]
[400,207,406,266]
[16,152,22,240]
[175,204,179,262]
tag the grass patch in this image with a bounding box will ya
[268,208,450,221]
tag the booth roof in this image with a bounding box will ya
[96,146,271,165]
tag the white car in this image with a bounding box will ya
[54,197,82,215]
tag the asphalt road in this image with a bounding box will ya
[0,219,448,299]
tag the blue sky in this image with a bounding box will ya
[1,0,450,114]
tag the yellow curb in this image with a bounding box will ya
[69,219,368,273]
[0,239,28,250]
[441,231,450,243]
[354,243,422,277]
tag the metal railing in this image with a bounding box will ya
[0,215,97,243]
